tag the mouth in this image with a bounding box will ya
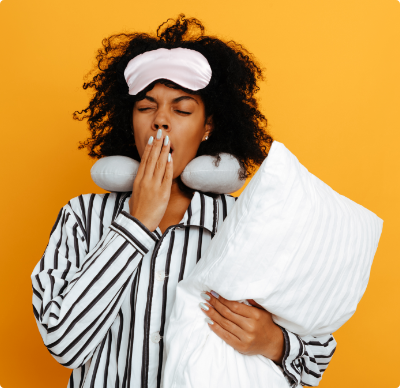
[154,139,174,156]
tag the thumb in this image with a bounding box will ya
[247,299,265,310]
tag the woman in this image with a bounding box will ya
[31,15,336,388]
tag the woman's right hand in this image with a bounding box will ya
[128,129,173,231]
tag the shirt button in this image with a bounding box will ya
[151,332,161,343]
[155,270,166,281]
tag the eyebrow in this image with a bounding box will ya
[172,96,199,105]
[143,95,199,105]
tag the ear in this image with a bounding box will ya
[202,115,214,141]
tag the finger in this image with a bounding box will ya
[143,129,164,179]
[206,291,256,320]
[153,135,171,182]
[247,299,265,310]
[205,318,243,352]
[161,151,173,188]
[135,135,154,182]
[200,302,243,339]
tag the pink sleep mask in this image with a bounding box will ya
[123,48,212,95]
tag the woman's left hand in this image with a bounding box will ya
[199,291,285,364]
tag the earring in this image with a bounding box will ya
[205,136,209,140]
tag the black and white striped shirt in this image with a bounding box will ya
[31,190,336,388]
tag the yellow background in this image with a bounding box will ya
[0,0,399,387]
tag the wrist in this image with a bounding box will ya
[262,324,285,364]
[130,213,156,232]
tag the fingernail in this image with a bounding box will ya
[168,153,171,163]
[199,302,209,311]
[148,136,154,145]
[164,135,169,146]
[205,317,214,325]
[200,292,211,301]
[210,291,219,299]
[156,129,162,139]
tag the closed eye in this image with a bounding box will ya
[175,110,191,115]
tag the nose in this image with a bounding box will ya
[152,110,170,132]
[154,123,169,130]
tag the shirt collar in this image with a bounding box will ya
[122,190,219,237]
[180,191,218,235]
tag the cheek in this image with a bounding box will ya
[132,114,148,157]
[172,120,205,177]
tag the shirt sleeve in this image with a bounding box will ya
[31,203,157,369]
[279,327,337,387]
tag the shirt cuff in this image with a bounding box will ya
[110,211,158,255]
[279,326,304,388]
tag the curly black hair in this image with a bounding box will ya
[73,14,273,180]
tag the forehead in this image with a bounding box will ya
[144,83,203,104]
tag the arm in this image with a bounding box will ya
[280,328,337,387]
[31,202,157,369]
[199,292,336,387]
[31,130,174,370]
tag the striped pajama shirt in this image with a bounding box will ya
[31,190,336,388]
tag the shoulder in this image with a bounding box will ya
[225,194,239,203]
[215,193,237,223]
[219,193,237,206]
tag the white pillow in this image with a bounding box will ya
[180,154,245,193]
[91,153,245,194]
[91,155,139,192]
[163,140,383,388]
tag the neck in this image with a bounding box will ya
[158,178,194,234]
[170,178,193,201]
